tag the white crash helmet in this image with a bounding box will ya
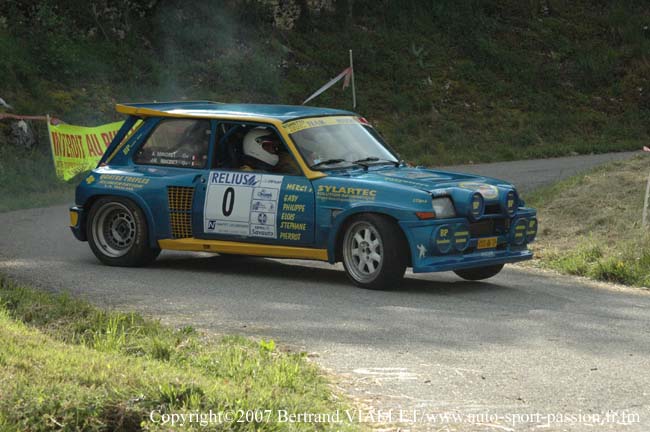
[243,128,280,168]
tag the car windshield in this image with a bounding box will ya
[287,117,398,169]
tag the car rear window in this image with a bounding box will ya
[134,119,211,168]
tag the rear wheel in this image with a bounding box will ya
[454,264,504,281]
[87,197,160,267]
[341,214,407,290]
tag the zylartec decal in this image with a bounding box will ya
[316,185,377,202]
[459,182,499,200]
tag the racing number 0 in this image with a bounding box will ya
[222,187,235,217]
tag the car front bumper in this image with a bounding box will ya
[69,206,87,241]
[411,245,532,273]
[400,208,537,273]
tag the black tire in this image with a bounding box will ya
[454,264,504,281]
[340,214,407,290]
[86,197,160,267]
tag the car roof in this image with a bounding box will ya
[115,101,356,122]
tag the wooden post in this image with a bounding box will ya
[46,114,59,180]
[641,171,650,227]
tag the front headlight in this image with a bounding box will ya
[432,197,456,219]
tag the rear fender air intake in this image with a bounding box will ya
[167,186,194,239]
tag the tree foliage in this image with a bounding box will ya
[1,0,649,163]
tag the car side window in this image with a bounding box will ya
[214,122,301,175]
[134,119,211,168]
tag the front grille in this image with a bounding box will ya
[469,220,494,237]
[484,203,502,215]
[469,218,509,237]
[167,186,194,239]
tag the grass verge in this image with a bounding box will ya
[525,155,650,287]
[0,276,355,431]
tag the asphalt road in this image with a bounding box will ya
[1,151,648,431]
[441,151,638,193]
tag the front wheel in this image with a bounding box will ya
[341,214,407,290]
[87,197,160,267]
[454,264,504,281]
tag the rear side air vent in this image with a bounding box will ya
[167,186,194,239]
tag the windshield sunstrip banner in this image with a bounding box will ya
[283,116,360,134]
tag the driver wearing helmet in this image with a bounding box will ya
[241,128,299,174]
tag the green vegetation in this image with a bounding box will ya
[0,276,355,431]
[526,155,650,287]
[2,0,650,167]
[0,143,75,212]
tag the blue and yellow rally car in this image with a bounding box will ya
[70,102,537,289]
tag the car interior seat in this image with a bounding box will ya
[216,124,245,169]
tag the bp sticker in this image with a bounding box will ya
[204,171,283,238]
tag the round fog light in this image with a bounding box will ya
[432,224,453,254]
[512,218,528,245]
[526,218,538,243]
[453,223,470,252]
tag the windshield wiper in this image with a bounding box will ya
[310,158,348,169]
[353,157,400,167]
[353,157,380,164]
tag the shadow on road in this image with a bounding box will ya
[150,253,508,295]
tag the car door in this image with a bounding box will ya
[129,117,215,241]
[194,122,316,246]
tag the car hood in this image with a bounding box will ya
[330,166,514,195]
